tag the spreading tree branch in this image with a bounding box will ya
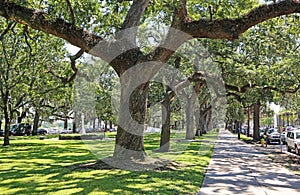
[225,83,255,93]
[0,0,111,60]
[183,0,300,40]
[1,0,300,69]
[150,0,191,63]
[122,0,150,30]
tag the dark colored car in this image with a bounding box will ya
[0,129,3,136]
[10,123,32,136]
[37,128,47,135]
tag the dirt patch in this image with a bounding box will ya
[73,156,185,171]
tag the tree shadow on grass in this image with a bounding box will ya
[0,133,216,194]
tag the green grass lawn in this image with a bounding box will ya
[0,130,218,195]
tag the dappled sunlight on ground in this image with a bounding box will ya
[0,131,218,194]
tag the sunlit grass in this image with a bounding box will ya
[0,130,218,194]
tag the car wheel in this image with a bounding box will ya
[287,144,291,152]
[295,147,300,155]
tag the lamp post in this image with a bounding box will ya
[95,94,101,130]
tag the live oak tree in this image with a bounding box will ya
[0,19,70,145]
[199,13,300,141]
[1,0,300,161]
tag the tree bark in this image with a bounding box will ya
[32,111,39,135]
[114,83,148,160]
[237,121,241,140]
[253,101,261,141]
[159,93,171,152]
[3,108,10,146]
[17,111,26,123]
[195,108,202,137]
[93,118,96,130]
[109,121,113,129]
[247,106,251,137]
[185,96,196,140]
[72,112,77,133]
[64,118,68,129]
[205,108,212,132]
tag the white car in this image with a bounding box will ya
[286,130,300,155]
[48,128,59,134]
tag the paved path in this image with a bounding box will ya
[198,129,300,195]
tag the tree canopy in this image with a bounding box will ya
[1,0,300,166]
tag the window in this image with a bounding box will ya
[290,133,294,139]
[296,132,300,139]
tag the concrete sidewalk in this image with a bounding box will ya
[198,129,300,195]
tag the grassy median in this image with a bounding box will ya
[0,130,217,195]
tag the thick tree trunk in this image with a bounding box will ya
[247,106,251,137]
[93,118,96,129]
[3,110,10,146]
[64,118,68,129]
[159,94,171,152]
[195,108,201,137]
[104,121,108,131]
[236,120,240,140]
[72,112,77,133]
[174,121,178,129]
[185,96,195,140]
[114,83,148,160]
[253,102,261,141]
[32,111,39,135]
[200,114,206,136]
[17,111,26,124]
[205,109,212,132]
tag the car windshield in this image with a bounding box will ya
[268,129,278,134]
[296,132,300,139]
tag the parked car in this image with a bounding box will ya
[266,128,281,144]
[60,129,72,134]
[240,128,246,134]
[286,130,300,155]
[37,128,48,135]
[109,127,116,132]
[10,123,31,136]
[48,128,59,134]
[281,132,287,144]
[86,127,95,133]
[0,129,4,136]
[260,128,267,137]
